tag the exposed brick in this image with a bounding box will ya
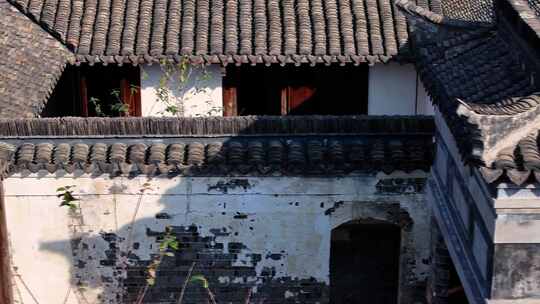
[121,226,328,303]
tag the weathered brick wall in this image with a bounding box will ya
[4,175,431,303]
[122,225,327,304]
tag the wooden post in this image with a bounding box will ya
[280,87,288,115]
[79,75,89,117]
[120,70,142,117]
[223,86,238,116]
[0,180,13,304]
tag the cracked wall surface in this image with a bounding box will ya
[4,174,431,303]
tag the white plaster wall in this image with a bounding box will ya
[4,175,430,303]
[368,63,434,115]
[140,65,223,117]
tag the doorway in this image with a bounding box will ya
[330,220,401,304]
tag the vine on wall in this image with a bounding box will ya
[88,57,221,118]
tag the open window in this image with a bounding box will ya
[223,65,369,116]
[42,65,141,117]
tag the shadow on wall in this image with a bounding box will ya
[34,177,427,304]
[39,175,330,304]
[0,114,436,304]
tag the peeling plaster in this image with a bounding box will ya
[4,175,430,303]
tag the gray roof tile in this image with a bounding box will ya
[7,0,441,65]
[0,0,74,118]
[0,116,435,177]
[398,0,540,185]
[0,136,434,177]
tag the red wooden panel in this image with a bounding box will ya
[286,86,317,113]
[223,86,238,116]
[120,76,142,117]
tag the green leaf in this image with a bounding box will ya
[168,240,179,250]
[110,103,130,113]
[146,277,156,286]
[159,241,167,251]
[164,252,175,257]
[130,85,139,95]
[190,275,209,289]
[165,105,179,115]
[56,187,66,192]
[110,89,120,98]
[63,192,79,203]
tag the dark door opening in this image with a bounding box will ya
[330,221,401,304]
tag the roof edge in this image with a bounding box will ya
[0,135,434,178]
[456,93,540,116]
[456,99,540,167]
[0,116,435,138]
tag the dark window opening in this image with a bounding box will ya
[330,220,401,304]
[223,65,369,116]
[42,64,141,117]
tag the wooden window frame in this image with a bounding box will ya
[77,66,142,117]
[120,77,142,117]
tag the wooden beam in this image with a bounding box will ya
[0,180,13,304]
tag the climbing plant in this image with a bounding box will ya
[55,182,256,304]
[89,85,136,117]
[142,57,220,117]
[56,185,79,211]
[86,57,219,118]
[134,225,180,304]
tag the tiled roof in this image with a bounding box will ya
[0,137,434,177]
[397,1,540,184]
[0,0,445,117]
[0,116,434,177]
[7,0,442,66]
[0,0,74,118]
